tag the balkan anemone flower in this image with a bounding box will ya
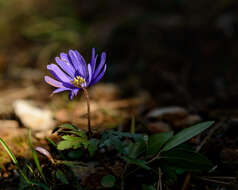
[44,48,107,100]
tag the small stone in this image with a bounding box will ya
[147,121,171,133]
[35,130,52,139]
[13,99,55,131]
[0,120,19,128]
[147,106,188,120]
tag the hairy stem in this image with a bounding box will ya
[82,87,92,138]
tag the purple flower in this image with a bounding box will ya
[45,48,107,100]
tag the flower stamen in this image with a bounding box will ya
[71,76,85,87]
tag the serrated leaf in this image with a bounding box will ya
[101,135,124,153]
[161,121,214,152]
[57,135,88,150]
[53,123,78,133]
[101,175,116,188]
[58,123,78,130]
[56,170,69,184]
[59,130,87,137]
[147,132,173,156]
[57,140,71,150]
[122,156,151,170]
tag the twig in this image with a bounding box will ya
[181,173,191,190]
[198,177,231,185]
[157,168,163,190]
[203,176,235,180]
[196,120,224,152]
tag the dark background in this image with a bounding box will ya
[0,0,238,109]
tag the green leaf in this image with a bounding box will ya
[57,135,88,150]
[147,132,173,156]
[57,123,78,130]
[122,156,151,170]
[101,175,116,188]
[142,184,156,190]
[101,135,124,153]
[128,140,146,159]
[28,129,47,184]
[0,137,31,185]
[68,150,83,159]
[57,140,78,150]
[59,130,88,138]
[56,170,69,184]
[53,123,78,133]
[88,139,99,157]
[45,137,57,147]
[159,149,212,172]
[31,181,50,190]
[161,121,214,152]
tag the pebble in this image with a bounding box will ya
[147,106,188,119]
[13,99,55,131]
[147,106,202,130]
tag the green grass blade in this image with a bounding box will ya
[28,129,47,184]
[0,138,31,184]
[0,138,18,164]
[45,137,57,147]
[130,116,135,134]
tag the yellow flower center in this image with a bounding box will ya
[71,76,85,87]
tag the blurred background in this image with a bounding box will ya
[1,0,238,125]
[1,0,238,109]
[1,1,238,187]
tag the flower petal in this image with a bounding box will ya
[93,52,106,79]
[60,52,76,68]
[87,64,92,85]
[52,87,70,94]
[90,48,97,73]
[44,76,64,88]
[90,64,107,86]
[68,89,79,100]
[74,50,88,78]
[55,57,75,78]
[47,64,72,83]
[69,91,74,100]
[68,50,84,77]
